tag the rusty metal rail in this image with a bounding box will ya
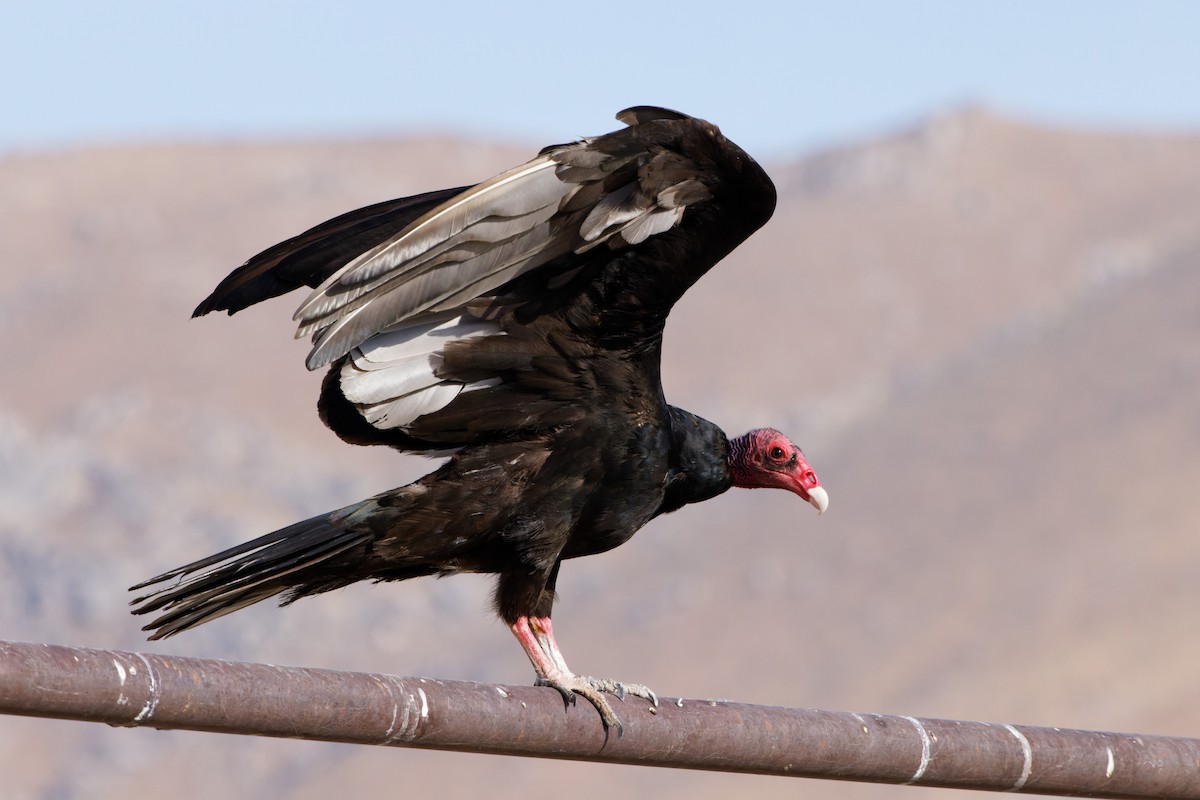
[1,639,1197,798]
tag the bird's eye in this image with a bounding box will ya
[769,446,786,460]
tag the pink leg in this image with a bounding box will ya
[510,615,570,681]
[528,615,572,674]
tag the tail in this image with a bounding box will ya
[130,511,374,640]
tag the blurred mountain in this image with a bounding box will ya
[1,107,1198,799]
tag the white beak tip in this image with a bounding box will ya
[807,486,829,515]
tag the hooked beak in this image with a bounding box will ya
[789,453,828,515]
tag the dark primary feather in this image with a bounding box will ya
[193,187,467,317]
[132,108,806,729]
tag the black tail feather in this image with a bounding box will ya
[131,512,372,640]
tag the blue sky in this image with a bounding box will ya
[5,1,1199,158]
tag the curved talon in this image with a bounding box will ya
[535,673,624,733]
[535,675,577,706]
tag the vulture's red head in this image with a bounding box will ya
[728,428,828,514]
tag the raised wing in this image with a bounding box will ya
[294,109,726,370]
[197,107,776,445]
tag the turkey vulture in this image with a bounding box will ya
[131,106,828,733]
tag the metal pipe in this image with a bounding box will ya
[1,639,1197,798]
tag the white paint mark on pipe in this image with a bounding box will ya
[131,653,160,722]
[386,699,399,739]
[113,659,127,686]
[113,659,129,706]
[903,716,932,784]
[1004,724,1033,791]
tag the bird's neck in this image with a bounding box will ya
[655,407,732,516]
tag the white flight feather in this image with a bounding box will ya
[362,383,464,428]
[341,360,442,404]
[302,221,565,368]
[618,206,685,245]
[341,315,501,428]
[325,194,563,306]
[579,183,642,241]
[357,315,498,364]
[294,159,582,369]
[295,157,566,323]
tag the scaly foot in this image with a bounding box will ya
[575,675,658,706]
[536,671,623,733]
[535,671,659,735]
